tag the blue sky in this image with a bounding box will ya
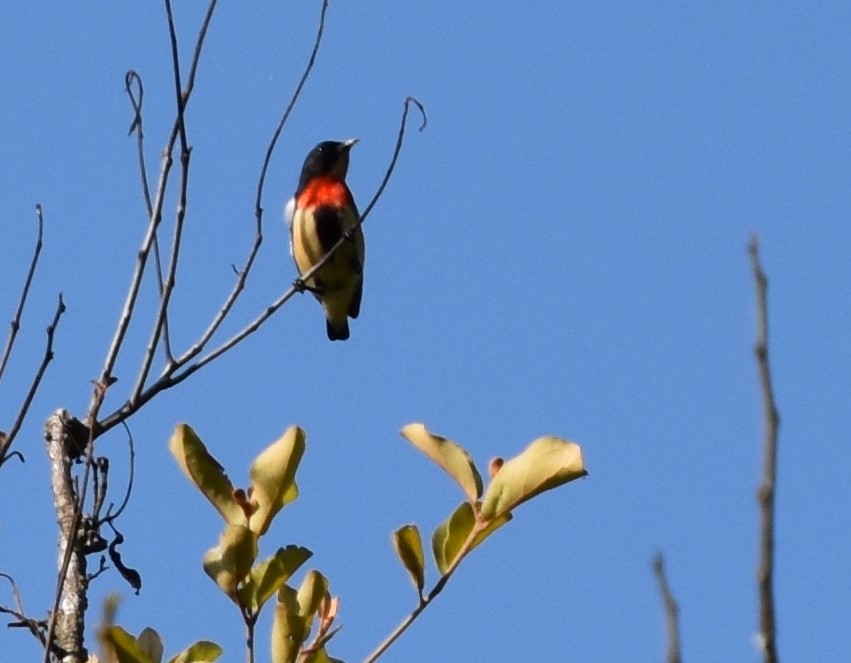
[2,1,850,661]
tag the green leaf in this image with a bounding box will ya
[202,524,258,601]
[137,628,163,663]
[169,424,243,525]
[166,641,223,663]
[249,427,306,535]
[431,503,511,574]
[238,545,313,613]
[271,585,307,663]
[297,570,328,619]
[304,647,346,663]
[392,524,425,596]
[400,423,483,502]
[431,503,474,575]
[480,437,586,520]
[101,625,153,663]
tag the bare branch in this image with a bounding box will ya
[125,70,173,362]
[0,205,44,383]
[749,235,781,663]
[42,411,89,663]
[90,0,220,425]
[174,0,331,369]
[132,0,219,402]
[652,553,682,663]
[102,421,136,524]
[0,294,66,469]
[0,572,47,647]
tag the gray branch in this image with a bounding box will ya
[44,410,88,663]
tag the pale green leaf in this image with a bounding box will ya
[480,437,586,520]
[101,626,152,663]
[431,503,512,575]
[137,628,163,663]
[202,524,258,601]
[305,647,346,663]
[169,424,243,525]
[297,570,328,618]
[432,503,474,575]
[238,545,313,612]
[271,585,307,663]
[249,427,306,535]
[392,524,425,596]
[166,641,223,663]
[400,423,482,502]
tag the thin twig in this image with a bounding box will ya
[363,516,481,663]
[96,96,426,437]
[0,294,66,468]
[652,553,682,663]
[174,0,331,369]
[0,572,47,647]
[749,235,781,663]
[102,421,136,524]
[0,205,44,384]
[125,70,173,362]
[91,0,219,425]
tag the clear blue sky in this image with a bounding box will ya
[2,2,850,661]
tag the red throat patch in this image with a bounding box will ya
[297,176,353,210]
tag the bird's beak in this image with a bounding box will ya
[343,138,359,150]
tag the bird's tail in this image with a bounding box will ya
[326,317,350,341]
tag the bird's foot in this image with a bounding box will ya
[293,278,323,296]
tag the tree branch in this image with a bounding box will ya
[0,293,66,469]
[43,410,89,663]
[749,235,781,663]
[652,553,681,663]
[125,70,173,363]
[173,0,331,370]
[0,205,44,384]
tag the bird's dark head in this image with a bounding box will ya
[297,138,358,189]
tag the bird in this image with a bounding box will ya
[285,139,365,341]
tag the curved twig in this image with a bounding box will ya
[0,205,44,384]
[102,421,136,523]
[125,70,172,362]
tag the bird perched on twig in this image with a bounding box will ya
[285,139,365,341]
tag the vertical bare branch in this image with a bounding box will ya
[132,0,219,402]
[0,205,44,383]
[653,553,682,663]
[749,235,781,663]
[0,294,66,468]
[43,411,89,663]
[91,0,220,424]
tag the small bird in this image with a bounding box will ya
[285,139,365,341]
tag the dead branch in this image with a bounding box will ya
[749,235,781,663]
[652,553,682,663]
[0,294,66,469]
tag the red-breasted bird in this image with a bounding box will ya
[285,139,365,341]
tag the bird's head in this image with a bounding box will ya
[298,138,358,187]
